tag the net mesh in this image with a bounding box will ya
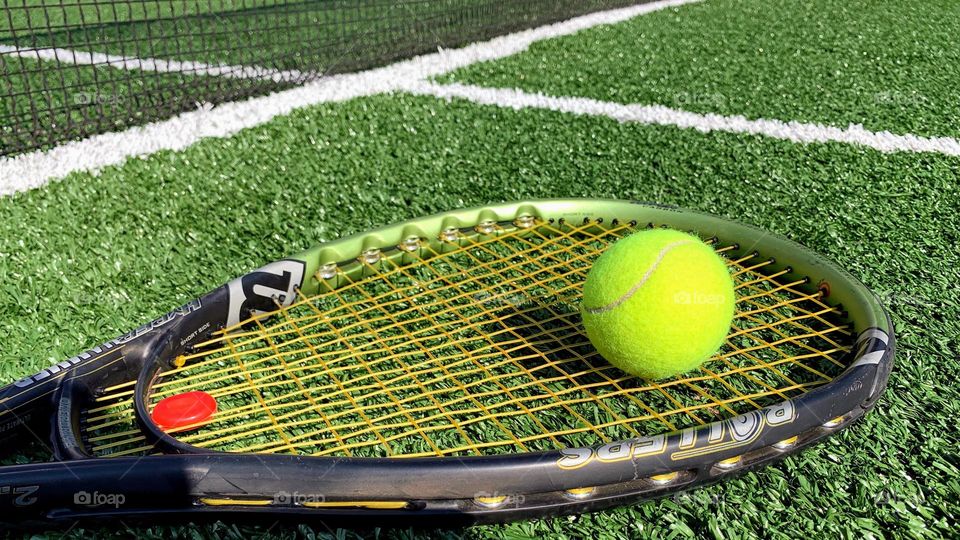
[81,218,853,458]
[1,0,645,155]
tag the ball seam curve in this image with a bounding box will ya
[582,240,694,314]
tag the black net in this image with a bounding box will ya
[1,0,646,156]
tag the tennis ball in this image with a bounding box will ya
[581,229,735,380]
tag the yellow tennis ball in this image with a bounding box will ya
[581,228,735,380]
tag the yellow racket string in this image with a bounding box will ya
[81,219,851,458]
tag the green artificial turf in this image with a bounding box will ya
[0,91,957,538]
[438,0,960,140]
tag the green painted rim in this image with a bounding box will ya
[290,198,890,339]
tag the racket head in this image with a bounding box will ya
[128,200,891,464]
[10,199,892,524]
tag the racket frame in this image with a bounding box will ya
[0,199,894,525]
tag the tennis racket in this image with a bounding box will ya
[0,199,893,527]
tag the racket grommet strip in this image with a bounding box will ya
[473,494,510,508]
[773,436,800,450]
[475,220,498,234]
[649,472,680,485]
[715,455,743,469]
[818,280,832,298]
[360,248,382,265]
[822,416,845,428]
[563,487,596,500]
[439,227,461,243]
[399,236,422,252]
[514,215,537,229]
[317,262,338,280]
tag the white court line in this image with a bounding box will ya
[0,45,307,82]
[0,0,699,195]
[403,81,960,157]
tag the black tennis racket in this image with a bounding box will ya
[0,199,893,527]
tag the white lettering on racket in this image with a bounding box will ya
[226,260,306,327]
[556,401,795,469]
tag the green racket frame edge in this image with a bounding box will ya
[0,198,894,526]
